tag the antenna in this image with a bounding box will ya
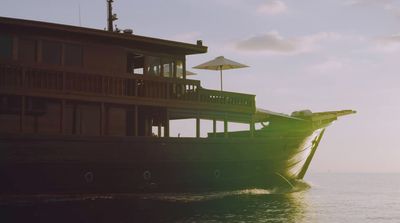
[107,0,118,32]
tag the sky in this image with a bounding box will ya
[2,0,400,173]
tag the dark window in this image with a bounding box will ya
[42,40,61,65]
[127,53,144,74]
[27,98,60,134]
[18,38,36,63]
[65,44,83,67]
[64,102,100,136]
[0,34,13,59]
[0,95,21,133]
[107,106,127,136]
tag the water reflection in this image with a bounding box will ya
[0,189,310,222]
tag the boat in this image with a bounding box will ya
[0,1,355,194]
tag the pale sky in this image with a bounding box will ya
[2,0,400,173]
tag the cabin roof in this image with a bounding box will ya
[0,16,208,55]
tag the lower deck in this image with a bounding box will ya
[0,94,256,139]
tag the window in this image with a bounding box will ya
[0,34,13,59]
[127,53,144,75]
[176,60,184,78]
[18,38,36,63]
[34,99,60,134]
[64,102,100,136]
[42,40,61,65]
[146,56,161,76]
[107,106,127,136]
[0,95,21,133]
[65,43,83,67]
[162,59,174,78]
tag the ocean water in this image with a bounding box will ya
[1,173,399,222]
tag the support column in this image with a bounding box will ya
[134,105,138,137]
[158,123,162,137]
[196,113,200,138]
[182,59,187,79]
[224,116,228,138]
[144,118,150,137]
[165,110,170,137]
[250,116,255,138]
[213,118,217,137]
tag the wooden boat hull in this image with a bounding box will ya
[0,127,324,194]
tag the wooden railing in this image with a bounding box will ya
[0,63,255,112]
[198,89,255,107]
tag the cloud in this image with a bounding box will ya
[236,31,296,52]
[308,60,344,74]
[235,31,342,55]
[377,34,400,43]
[344,0,391,6]
[383,4,400,16]
[257,0,287,15]
[373,34,400,53]
[344,0,400,17]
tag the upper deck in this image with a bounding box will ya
[0,17,255,115]
[0,17,256,138]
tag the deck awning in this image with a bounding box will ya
[0,16,208,55]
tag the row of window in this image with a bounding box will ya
[127,53,185,78]
[0,34,83,67]
[0,95,161,137]
[0,34,187,79]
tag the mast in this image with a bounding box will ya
[107,0,117,32]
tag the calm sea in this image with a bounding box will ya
[1,173,399,222]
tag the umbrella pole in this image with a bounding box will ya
[220,66,223,91]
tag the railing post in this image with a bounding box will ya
[166,82,170,99]
[102,76,106,96]
[60,99,65,134]
[62,71,66,92]
[21,68,25,89]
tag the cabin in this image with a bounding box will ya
[0,17,256,138]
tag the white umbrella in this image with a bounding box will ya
[177,69,196,78]
[193,56,249,91]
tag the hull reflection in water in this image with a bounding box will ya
[0,184,311,223]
